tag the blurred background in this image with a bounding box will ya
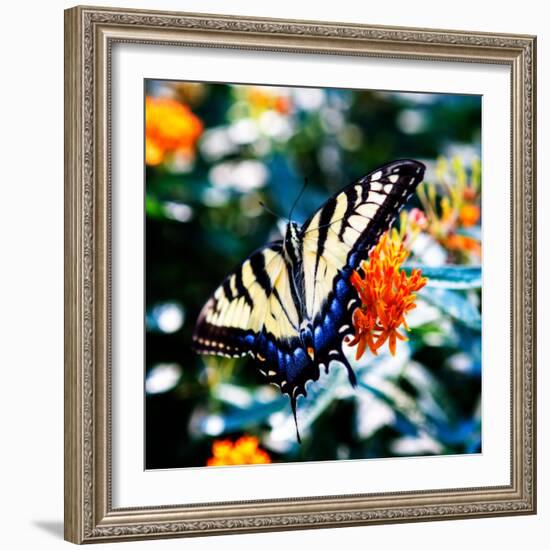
[144,80,482,469]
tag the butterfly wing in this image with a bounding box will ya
[192,241,309,388]
[193,159,425,441]
[300,159,425,375]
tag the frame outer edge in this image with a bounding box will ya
[64,5,537,543]
[64,6,84,545]
[524,35,537,512]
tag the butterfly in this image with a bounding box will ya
[193,159,426,441]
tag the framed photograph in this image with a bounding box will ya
[64,5,536,544]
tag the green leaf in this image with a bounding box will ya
[419,287,481,331]
[145,194,165,219]
[358,378,430,433]
[404,264,481,289]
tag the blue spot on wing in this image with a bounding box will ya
[310,270,358,386]
[250,331,319,397]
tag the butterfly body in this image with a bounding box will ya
[193,159,426,438]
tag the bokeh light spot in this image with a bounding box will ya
[146,363,182,395]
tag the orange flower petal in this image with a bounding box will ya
[145,96,203,166]
[355,336,367,360]
[459,204,480,227]
[207,436,271,467]
[347,228,427,359]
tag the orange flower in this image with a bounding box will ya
[245,87,292,115]
[463,186,477,201]
[416,157,481,262]
[206,435,271,467]
[347,230,427,359]
[442,234,482,256]
[458,203,480,227]
[145,96,203,166]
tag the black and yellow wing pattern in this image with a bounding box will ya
[193,242,298,358]
[193,159,425,439]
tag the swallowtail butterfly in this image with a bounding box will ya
[193,159,426,441]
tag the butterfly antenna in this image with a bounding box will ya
[290,396,302,444]
[288,177,309,222]
[259,201,282,220]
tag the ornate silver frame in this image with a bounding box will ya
[64,5,537,544]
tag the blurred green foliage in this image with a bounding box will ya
[145,80,481,469]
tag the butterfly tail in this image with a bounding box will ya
[339,352,357,388]
[290,396,302,444]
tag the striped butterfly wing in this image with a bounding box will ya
[300,159,425,374]
[193,159,425,441]
[193,242,303,388]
